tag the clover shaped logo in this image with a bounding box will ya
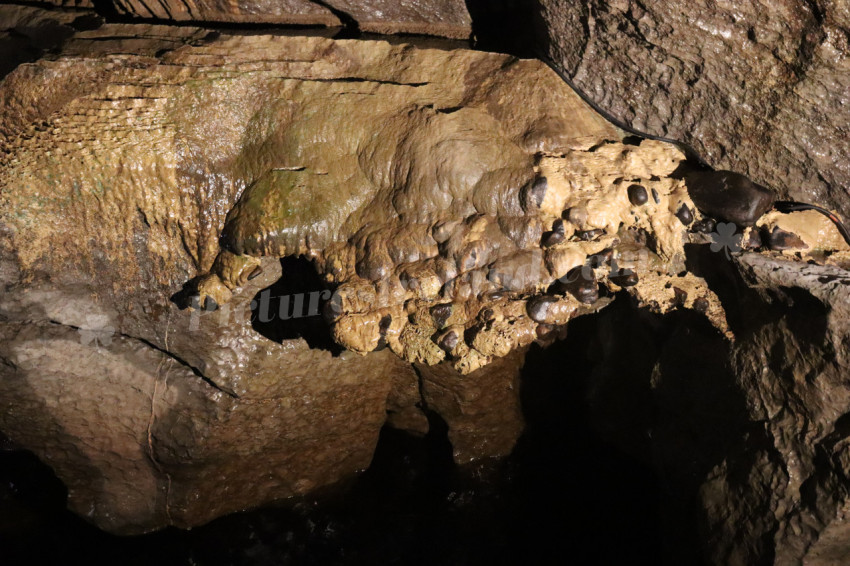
[709,222,743,259]
[78,315,115,349]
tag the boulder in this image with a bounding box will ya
[537,0,850,217]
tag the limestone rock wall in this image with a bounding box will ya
[108,0,472,39]
[2,21,589,533]
[537,0,850,217]
[699,253,850,565]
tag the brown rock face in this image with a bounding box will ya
[0,20,534,534]
[324,0,472,38]
[698,253,850,565]
[0,8,745,534]
[537,0,850,217]
[112,0,341,27]
[109,0,472,38]
[417,349,526,464]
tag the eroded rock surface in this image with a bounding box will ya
[108,0,472,38]
[7,5,850,552]
[1,23,553,533]
[537,0,850,217]
[698,253,850,565]
[0,13,746,533]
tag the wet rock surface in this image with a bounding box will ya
[699,253,850,565]
[0,16,554,533]
[4,3,850,563]
[107,0,472,39]
[537,0,850,218]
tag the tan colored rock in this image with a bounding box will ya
[757,209,850,253]
[0,19,621,533]
[112,0,340,26]
[417,349,526,464]
[1,10,798,538]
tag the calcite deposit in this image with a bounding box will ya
[186,80,734,373]
[0,10,742,531]
[5,4,850,556]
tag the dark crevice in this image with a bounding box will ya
[463,0,539,58]
[309,0,360,39]
[250,256,342,355]
[274,77,428,87]
[133,336,239,398]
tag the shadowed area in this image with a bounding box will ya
[1,297,737,565]
[250,256,342,354]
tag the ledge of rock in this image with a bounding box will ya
[106,0,472,39]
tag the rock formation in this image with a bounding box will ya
[107,0,472,39]
[1,17,541,534]
[0,6,735,533]
[3,4,850,565]
[536,0,850,219]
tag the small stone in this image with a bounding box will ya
[437,330,459,352]
[527,296,556,322]
[432,219,460,243]
[692,218,717,234]
[535,323,557,339]
[685,170,776,226]
[247,265,264,280]
[459,250,478,271]
[521,177,548,211]
[552,218,566,236]
[672,287,688,306]
[676,204,694,225]
[557,266,598,304]
[541,231,565,247]
[430,303,453,328]
[400,273,420,291]
[356,260,388,282]
[566,207,587,226]
[542,219,567,246]
[693,298,710,313]
[609,270,639,287]
[765,226,808,251]
[627,184,648,206]
[587,248,613,267]
[576,229,605,241]
[651,188,661,204]
[203,296,218,312]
